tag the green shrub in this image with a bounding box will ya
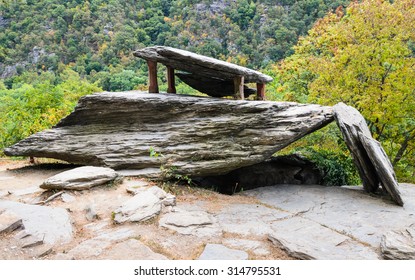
[292,147,360,186]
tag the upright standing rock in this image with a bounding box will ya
[333,102,403,206]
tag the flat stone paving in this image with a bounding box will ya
[243,184,415,259]
[2,161,414,260]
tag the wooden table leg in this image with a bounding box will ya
[147,60,159,93]
[234,76,244,100]
[257,83,265,100]
[166,66,176,94]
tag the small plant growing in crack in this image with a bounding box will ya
[149,147,194,187]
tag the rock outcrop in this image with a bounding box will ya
[333,102,403,206]
[3,91,405,205]
[2,158,415,260]
[113,186,176,224]
[4,91,333,177]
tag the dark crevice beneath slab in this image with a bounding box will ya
[192,154,323,194]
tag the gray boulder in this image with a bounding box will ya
[113,189,162,223]
[40,166,120,191]
[114,186,176,224]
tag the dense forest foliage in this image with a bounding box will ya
[1,0,350,80]
[0,0,351,148]
[1,0,414,183]
[274,0,415,182]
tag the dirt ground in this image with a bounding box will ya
[0,158,293,260]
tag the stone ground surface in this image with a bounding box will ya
[1,159,414,260]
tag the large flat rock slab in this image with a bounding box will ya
[40,166,119,190]
[246,184,415,259]
[0,200,73,245]
[215,203,290,237]
[268,217,379,260]
[223,238,271,256]
[5,92,333,177]
[134,46,273,84]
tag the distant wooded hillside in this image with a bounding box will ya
[0,0,350,87]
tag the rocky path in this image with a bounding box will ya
[1,160,414,260]
[0,160,290,260]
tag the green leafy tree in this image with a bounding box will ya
[0,68,101,154]
[107,70,145,91]
[275,0,415,177]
